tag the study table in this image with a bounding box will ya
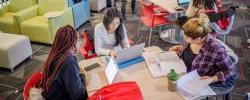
[78,46,184,100]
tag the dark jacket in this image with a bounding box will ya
[45,55,88,100]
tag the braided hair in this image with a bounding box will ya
[40,25,78,96]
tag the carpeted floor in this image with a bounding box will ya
[0,0,249,100]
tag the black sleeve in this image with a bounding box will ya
[62,58,88,100]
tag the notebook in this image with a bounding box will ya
[143,51,186,77]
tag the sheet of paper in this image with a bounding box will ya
[105,57,119,84]
[177,70,215,100]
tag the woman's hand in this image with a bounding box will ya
[109,50,117,57]
[197,9,206,15]
[200,75,219,83]
[168,45,184,54]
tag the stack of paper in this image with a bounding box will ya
[143,51,186,77]
[177,70,216,100]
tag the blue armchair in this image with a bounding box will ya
[68,0,91,29]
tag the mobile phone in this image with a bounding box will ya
[84,63,101,71]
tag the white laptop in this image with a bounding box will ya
[87,57,119,91]
[105,57,119,84]
[116,43,145,64]
[177,0,189,5]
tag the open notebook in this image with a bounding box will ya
[143,51,186,77]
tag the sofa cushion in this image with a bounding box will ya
[9,0,37,12]
[38,0,68,15]
[21,16,51,43]
[0,12,16,33]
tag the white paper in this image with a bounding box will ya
[177,70,216,100]
[143,51,186,77]
[105,58,119,84]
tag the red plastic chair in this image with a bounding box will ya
[80,31,97,59]
[137,3,170,46]
[23,72,43,100]
[139,0,168,13]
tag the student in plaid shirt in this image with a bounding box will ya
[169,14,238,95]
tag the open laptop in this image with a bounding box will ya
[177,0,190,8]
[86,57,119,92]
[115,43,145,68]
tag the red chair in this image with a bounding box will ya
[137,3,171,46]
[139,0,168,13]
[23,72,43,100]
[80,31,97,59]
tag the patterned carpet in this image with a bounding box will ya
[0,0,250,100]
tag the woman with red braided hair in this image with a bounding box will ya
[39,25,88,100]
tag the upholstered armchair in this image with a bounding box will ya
[68,0,91,29]
[0,0,37,34]
[15,0,74,44]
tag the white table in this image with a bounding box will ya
[79,46,184,100]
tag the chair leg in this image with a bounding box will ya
[137,20,142,35]
[159,26,162,34]
[170,24,173,40]
[135,20,142,43]
[223,93,231,100]
[223,35,226,42]
[148,28,153,46]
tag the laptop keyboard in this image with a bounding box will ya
[89,73,102,90]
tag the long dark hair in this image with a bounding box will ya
[103,7,125,47]
[193,0,217,10]
[40,25,78,96]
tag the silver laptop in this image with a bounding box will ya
[116,43,145,64]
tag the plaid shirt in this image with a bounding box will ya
[181,36,237,83]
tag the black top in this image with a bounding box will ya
[45,55,88,100]
[181,45,197,72]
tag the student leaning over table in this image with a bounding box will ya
[29,25,88,100]
[94,7,130,57]
[169,13,238,95]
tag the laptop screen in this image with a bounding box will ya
[105,57,119,84]
[177,0,190,5]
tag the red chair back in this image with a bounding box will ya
[140,3,169,28]
[80,32,97,59]
[141,3,155,17]
[23,72,43,100]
